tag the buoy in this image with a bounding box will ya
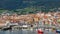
[37,29,43,34]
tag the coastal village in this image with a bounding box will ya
[0,0,60,34]
[0,11,60,31]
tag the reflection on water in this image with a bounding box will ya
[0,29,37,34]
[0,29,58,34]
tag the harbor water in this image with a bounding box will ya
[0,29,37,34]
[0,29,58,34]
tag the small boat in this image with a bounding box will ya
[56,29,60,33]
[37,29,43,34]
[1,27,12,31]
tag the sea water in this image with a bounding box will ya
[0,29,57,34]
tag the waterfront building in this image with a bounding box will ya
[0,12,60,30]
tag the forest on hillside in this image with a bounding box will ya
[0,0,60,14]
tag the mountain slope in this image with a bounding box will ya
[0,0,60,10]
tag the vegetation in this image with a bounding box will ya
[0,0,60,14]
[0,7,60,15]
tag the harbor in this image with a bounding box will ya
[0,0,60,34]
[0,12,60,34]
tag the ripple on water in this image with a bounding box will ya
[0,29,37,34]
